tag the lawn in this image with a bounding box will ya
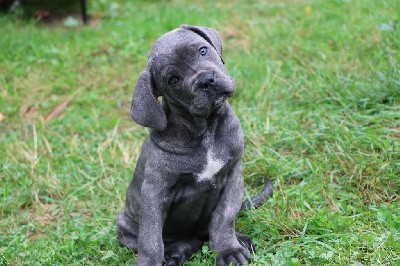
[0,0,399,265]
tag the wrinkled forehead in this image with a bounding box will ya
[148,29,208,65]
[151,29,206,55]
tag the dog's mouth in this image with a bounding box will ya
[190,91,231,117]
[213,94,228,107]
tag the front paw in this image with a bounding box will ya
[216,246,251,266]
[236,233,257,253]
[136,255,163,266]
[164,251,185,266]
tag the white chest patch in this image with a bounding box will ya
[196,150,225,182]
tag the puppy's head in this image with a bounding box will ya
[131,25,235,131]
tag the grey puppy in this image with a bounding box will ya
[117,25,272,266]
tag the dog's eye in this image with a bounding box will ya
[199,47,208,56]
[168,76,180,85]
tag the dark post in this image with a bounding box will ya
[80,0,88,24]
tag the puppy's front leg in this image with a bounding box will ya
[209,162,250,266]
[136,178,169,266]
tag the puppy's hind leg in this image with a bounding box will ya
[164,238,204,266]
[116,212,138,251]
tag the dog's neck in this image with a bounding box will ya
[170,108,208,137]
[150,102,226,154]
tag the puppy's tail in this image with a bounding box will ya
[241,179,273,210]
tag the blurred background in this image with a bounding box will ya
[0,0,399,265]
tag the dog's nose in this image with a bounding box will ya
[197,72,234,97]
[198,73,216,89]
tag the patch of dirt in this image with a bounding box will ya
[24,203,93,239]
[24,203,62,239]
[27,203,62,226]
[70,210,93,218]
[0,113,6,122]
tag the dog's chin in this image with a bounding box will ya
[190,97,228,118]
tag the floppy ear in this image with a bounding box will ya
[180,24,224,64]
[130,70,167,131]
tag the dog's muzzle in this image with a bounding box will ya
[196,72,234,106]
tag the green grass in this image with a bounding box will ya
[1,0,399,265]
